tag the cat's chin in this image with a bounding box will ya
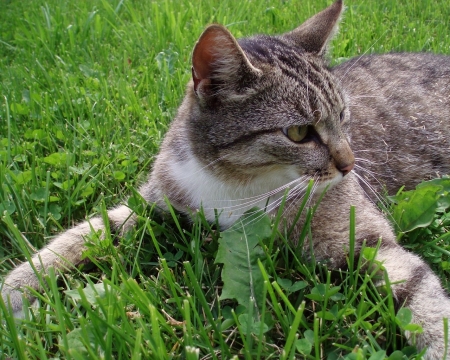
[315,172,346,194]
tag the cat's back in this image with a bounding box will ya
[333,53,450,194]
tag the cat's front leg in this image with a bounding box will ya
[1,216,105,317]
[1,205,135,317]
[377,244,450,359]
[307,175,450,357]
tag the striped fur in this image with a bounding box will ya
[2,1,450,357]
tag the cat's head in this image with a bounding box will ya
[153,0,354,226]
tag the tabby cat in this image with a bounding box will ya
[2,1,450,358]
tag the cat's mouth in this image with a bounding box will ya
[316,172,347,193]
[313,158,355,193]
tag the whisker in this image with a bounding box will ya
[280,173,319,219]
[353,171,389,209]
[245,179,311,219]
[307,177,320,207]
[354,164,388,184]
[226,177,314,229]
[264,179,311,215]
[354,171,402,231]
[281,183,313,218]
[201,179,309,220]
[355,157,389,166]
[207,177,307,206]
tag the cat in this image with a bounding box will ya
[2,0,450,358]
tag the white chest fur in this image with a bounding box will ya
[168,154,316,228]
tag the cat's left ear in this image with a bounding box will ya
[283,0,343,56]
[191,24,261,99]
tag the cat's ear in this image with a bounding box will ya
[283,0,343,56]
[192,24,261,99]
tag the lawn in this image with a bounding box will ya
[0,0,449,359]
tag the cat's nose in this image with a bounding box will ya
[339,163,354,176]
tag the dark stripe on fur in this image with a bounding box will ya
[393,262,430,307]
[219,128,278,150]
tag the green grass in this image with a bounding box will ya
[0,0,449,359]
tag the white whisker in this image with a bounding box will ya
[224,177,315,229]
[223,177,311,217]
[205,176,307,206]
[355,157,389,166]
[280,173,319,219]
[354,164,388,184]
[353,170,389,209]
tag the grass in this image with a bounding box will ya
[0,0,449,358]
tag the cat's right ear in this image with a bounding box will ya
[283,0,343,56]
[192,25,261,99]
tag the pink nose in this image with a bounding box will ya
[339,162,354,176]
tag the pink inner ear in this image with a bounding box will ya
[191,25,253,95]
[192,25,237,85]
[192,32,218,81]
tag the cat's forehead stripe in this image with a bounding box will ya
[240,36,343,119]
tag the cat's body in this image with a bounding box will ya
[334,53,450,196]
[2,1,450,358]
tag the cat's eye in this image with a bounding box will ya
[339,110,345,122]
[282,125,309,143]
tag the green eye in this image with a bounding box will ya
[282,125,308,143]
